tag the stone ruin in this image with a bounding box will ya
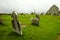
[11,11,22,35]
[46,5,59,15]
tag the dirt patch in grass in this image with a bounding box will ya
[57,34,60,40]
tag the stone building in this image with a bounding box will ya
[46,5,59,15]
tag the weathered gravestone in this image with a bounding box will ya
[31,14,40,26]
[11,11,22,35]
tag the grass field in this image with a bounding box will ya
[0,14,60,40]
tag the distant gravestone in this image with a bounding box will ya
[46,5,59,15]
[11,11,22,35]
[31,14,40,26]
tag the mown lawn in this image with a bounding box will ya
[0,14,60,40]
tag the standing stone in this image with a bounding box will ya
[36,14,40,19]
[11,11,22,35]
[31,14,40,26]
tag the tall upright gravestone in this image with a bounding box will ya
[11,11,22,35]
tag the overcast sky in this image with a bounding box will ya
[0,0,60,13]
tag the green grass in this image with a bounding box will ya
[0,15,60,40]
